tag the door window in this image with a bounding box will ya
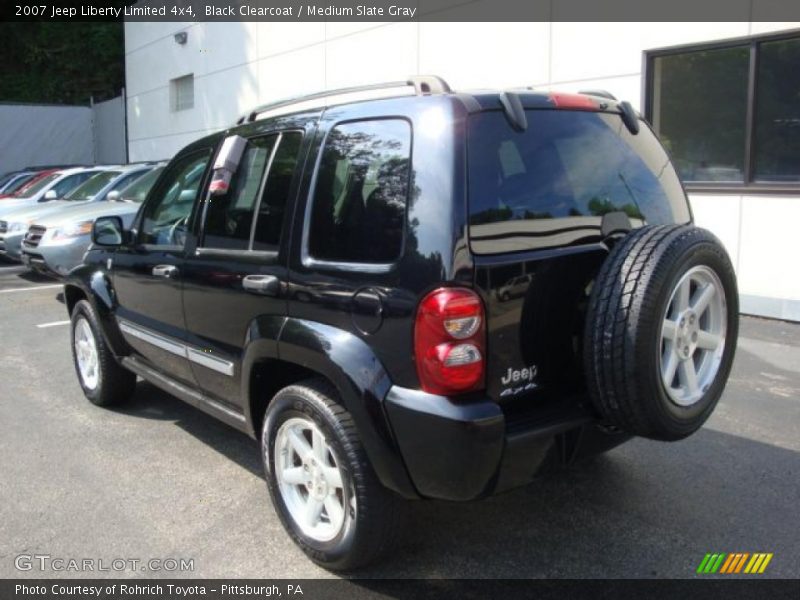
[253,132,303,251]
[198,132,303,252]
[140,150,211,246]
[202,135,278,250]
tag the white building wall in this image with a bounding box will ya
[125,20,800,320]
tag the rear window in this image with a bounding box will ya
[467,110,690,254]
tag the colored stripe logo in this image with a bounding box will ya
[697,552,773,574]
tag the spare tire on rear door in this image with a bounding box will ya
[584,224,738,441]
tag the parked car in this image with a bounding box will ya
[0,167,101,214]
[0,169,58,200]
[63,77,739,570]
[0,165,154,261]
[22,165,165,277]
[497,273,534,301]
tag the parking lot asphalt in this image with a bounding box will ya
[0,259,798,580]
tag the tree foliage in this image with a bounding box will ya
[0,23,124,105]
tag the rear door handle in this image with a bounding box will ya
[242,274,280,296]
[152,264,179,279]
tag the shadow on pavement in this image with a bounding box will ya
[111,378,800,578]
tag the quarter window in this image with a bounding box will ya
[308,119,411,263]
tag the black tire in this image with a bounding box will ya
[70,299,137,407]
[262,379,403,571]
[584,225,738,441]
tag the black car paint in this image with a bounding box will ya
[66,91,687,501]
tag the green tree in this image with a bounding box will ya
[0,22,124,105]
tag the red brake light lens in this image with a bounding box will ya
[414,288,486,395]
[548,92,600,111]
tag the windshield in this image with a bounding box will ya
[467,110,691,254]
[64,171,121,201]
[15,173,59,198]
[119,167,163,203]
[3,173,35,194]
[0,173,16,188]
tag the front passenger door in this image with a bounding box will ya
[112,149,213,385]
[182,130,306,407]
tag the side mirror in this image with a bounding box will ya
[43,190,58,201]
[106,190,121,202]
[92,216,126,247]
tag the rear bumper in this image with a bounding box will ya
[384,386,630,501]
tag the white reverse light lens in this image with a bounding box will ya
[443,343,482,367]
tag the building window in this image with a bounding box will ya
[170,74,194,112]
[647,32,800,188]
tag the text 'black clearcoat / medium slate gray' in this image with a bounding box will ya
[64,77,739,570]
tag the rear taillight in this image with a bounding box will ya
[548,92,600,111]
[414,287,486,395]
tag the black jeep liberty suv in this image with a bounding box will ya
[65,76,738,570]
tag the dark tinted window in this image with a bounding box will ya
[253,132,303,251]
[309,119,410,263]
[754,37,800,182]
[202,135,277,250]
[651,46,750,182]
[141,151,211,246]
[468,110,688,254]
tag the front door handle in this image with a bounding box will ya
[152,264,179,279]
[242,274,280,296]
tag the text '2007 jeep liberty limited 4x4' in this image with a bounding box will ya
[65,76,738,570]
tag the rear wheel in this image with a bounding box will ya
[262,380,403,571]
[70,299,136,407]
[584,225,738,441]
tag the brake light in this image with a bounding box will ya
[414,287,486,395]
[548,92,600,111]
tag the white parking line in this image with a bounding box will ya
[36,320,70,329]
[0,284,62,294]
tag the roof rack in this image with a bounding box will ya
[235,75,452,125]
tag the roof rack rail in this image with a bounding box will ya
[578,89,617,101]
[235,75,452,125]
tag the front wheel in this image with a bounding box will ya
[262,380,403,571]
[70,299,137,407]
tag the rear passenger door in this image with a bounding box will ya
[181,128,308,408]
[287,115,413,367]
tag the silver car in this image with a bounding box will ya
[0,165,154,261]
[22,165,165,277]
